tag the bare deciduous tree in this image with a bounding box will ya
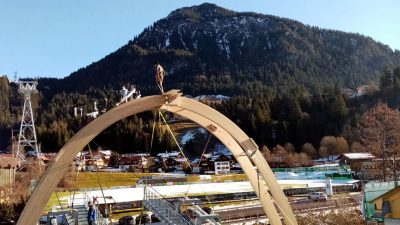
[284,142,296,153]
[356,103,400,181]
[319,136,337,160]
[336,137,349,154]
[260,145,271,161]
[301,143,317,159]
[297,209,364,225]
[350,142,363,152]
[319,136,350,161]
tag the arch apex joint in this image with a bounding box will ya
[162,89,183,103]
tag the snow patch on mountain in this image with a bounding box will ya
[213,143,230,155]
[181,130,195,145]
[180,128,206,145]
[194,95,230,101]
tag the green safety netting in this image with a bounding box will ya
[363,181,397,222]
[271,165,350,173]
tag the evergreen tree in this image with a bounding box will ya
[380,65,394,99]
[0,76,11,128]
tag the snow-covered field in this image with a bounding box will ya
[68,178,358,205]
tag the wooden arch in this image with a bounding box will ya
[17,90,297,225]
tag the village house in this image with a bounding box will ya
[156,151,183,161]
[342,85,377,99]
[192,153,213,174]
[156,151,189,172]
[338,152,376,166]
[73,150,111,171]
[117,153,149,172]
[192,153,233,174]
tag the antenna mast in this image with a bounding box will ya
[16,80,40,165]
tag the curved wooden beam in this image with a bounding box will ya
[161,103,282,225]
[17,91,296,225]
[164,97,297,225]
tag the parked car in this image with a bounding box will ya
[307,192,328,201]
[39,215,68,225]
[119,216,135,225]
[202,207,213,214]
[182,208,197,220]
[136,214,151,224]
[150,214,160,222]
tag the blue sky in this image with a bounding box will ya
[0,0,399,79]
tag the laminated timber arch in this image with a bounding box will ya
[17,90,297,225]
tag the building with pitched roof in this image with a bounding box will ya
[369,185,400,224]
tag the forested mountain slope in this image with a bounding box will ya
[40,3,400,97]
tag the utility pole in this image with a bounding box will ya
[14,71,17,83]
[16,80,40,167]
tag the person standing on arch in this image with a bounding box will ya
[154,62,165,94]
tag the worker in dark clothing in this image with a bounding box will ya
[155,62,165,94]
[87,201,96,225]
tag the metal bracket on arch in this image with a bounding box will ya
[240,138,259,158]
[206,124,218,132]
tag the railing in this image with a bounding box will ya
[95,207,109,225]
[144,187,193,225]
[83,191,109,225]
[45,209,78,225]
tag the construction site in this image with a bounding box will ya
[0,82,364,225]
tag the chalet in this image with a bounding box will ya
[117,154,148,172]
[338,152,375,175]
[0,156,19,187]
[174,158,189,171]
[156,151,183,160]
[161,157,188,172]
[343,85,377,99]
[155,151,188,172]
[339,152,376,165]
[73,151,109,172]
[196,153,213,173]
[192,153,232,174]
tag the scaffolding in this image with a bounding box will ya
[143,187,221,225]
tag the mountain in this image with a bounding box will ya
[39,3,400,97]
[3,3,400,152]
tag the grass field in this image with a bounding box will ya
[66,172,248,189]
[69,172,159,189]
[44,191,72,212]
